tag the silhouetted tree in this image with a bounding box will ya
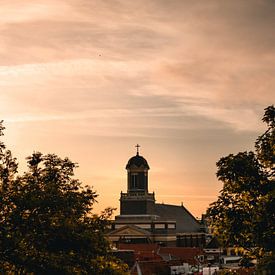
[0,121,128,274]
[207,106,275,273]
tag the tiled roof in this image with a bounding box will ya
[158,247,204,264]
[154,203,202,233]
[117,244,204,265]
[118,243,159,252]
[118,244,162,262]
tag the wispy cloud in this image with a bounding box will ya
[0,56,270,133]
[0,1,72,24]
[0,0,274,216]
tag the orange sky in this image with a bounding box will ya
[0,0,274,218]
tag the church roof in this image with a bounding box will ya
[126,154,150,169]
[153,203,202,233]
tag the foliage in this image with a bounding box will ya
[207,106,275,273]
[0,122,128,274]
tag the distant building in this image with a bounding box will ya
[108,146,208,247]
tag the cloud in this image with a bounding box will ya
[0,1,72,24]
[2,0,274,217]
[0,0,274,136]
[0,58,271,135]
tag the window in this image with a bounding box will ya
[168,224,176,229]
[155,224,165,229]
[136,224,151,229]
[131,174,138,188]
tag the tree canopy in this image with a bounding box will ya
[207,106,275,273]
[0,121,128,274]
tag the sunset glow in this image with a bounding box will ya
[1,0,274,217]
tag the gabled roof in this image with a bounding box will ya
[153,203,202,233]
[108,224,150,237]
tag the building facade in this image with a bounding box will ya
[108,148,207,247]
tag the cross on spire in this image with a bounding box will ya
[135,144,140,155]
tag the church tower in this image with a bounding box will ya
[120,145,155,215]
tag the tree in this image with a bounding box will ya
[207,106,275,273]
[0,122,128,274]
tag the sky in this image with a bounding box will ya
[0,0,274,218]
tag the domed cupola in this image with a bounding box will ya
[126,155,150,170]
[120,145,155,215]
[126,144,150,193]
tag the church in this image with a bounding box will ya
[108,146,208,247]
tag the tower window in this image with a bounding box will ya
[131,174,138,189]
